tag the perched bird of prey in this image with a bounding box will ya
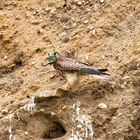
[42,52,109,90]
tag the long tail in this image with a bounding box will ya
[79,67,109,76]
[98,68,108,72]
[98,69,110,75]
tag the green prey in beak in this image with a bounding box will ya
[41,52,59,66]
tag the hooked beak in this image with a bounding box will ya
[41,56,50,66]
[41,52,53,66]
[41,62,51,66]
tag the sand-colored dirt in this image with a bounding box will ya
[0,0,140,139]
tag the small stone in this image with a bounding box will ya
[51,112,56,116]
[63,25,71,30]
[121,85,125,89]
[62,106,67,110]
[50,8,56,14]
[86,8,91,12]
[87,26,94,30]
[100,0,105,3]
[77,124,82,128]
[73,23,77,27]
[85,55,89,60]
[98,103,108,109]
[31,20,41,25]
[102,55,105,59]
[118,113,122,116]
[136,63,140,67]
[24,131,29,135]
[92,29,96,35]
[123,76,130,80]
[77,1,82,5]
[132,109,137,114]
[37,29,44,35]
[33,11,38,16]
[72,6,76,10]
[1,109,8,115]
[4,55,8,60]
[15,16,21,20]
[31,61,36,65]
[83,20,89,24]
[40,109,45,112]
[123,81,127,86]
[21,70,25,73]
[45,7,51,12]
[95,17,99,20]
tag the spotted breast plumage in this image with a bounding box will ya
[42,52,109,90]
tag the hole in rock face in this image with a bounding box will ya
[16,112,67,139]
[6,110,67,139]
[42,121,66,139]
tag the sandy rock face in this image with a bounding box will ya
[0,0,140,140]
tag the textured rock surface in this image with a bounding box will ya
[0,0,140,139]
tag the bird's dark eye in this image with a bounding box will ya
[54,52,57,55]
[54,52,60,58]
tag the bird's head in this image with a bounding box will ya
[48,52,60,64]
[42,52,60,66]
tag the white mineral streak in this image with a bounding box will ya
[69,101,94,140]
[7,114,16,140]
[24,96,35,112]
